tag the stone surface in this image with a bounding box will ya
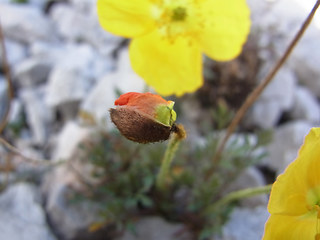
[0,76,8,123]
[43,164,102,240]
[289,86,320,123]
[244,66,297,129]
[80,49,145,128]
[0,3,55,44]
[20,86,53,145]
[50,3,122,54]
[116,217,191,240]
[220,206,269,240]
[224,167,268,207]
[52,121,90,161]
[0,183,57,240]
[45,44,96,116]
[46,64,89,107]
[14,57,52,87]
[265,120,314,174]
[245,99,283,130]
[0,39,27,66]
[30,41,114,82]
[291,31,320,97]
[42,127,108,240]
[248,0,320,97]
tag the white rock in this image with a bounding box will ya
[20,86,53,145]
[69,0,95,12]
[46,64,90,109]
[265,120,314,174]
[45,44,96,110]
[8,98,22,124]
[44,165,100,239]
[0,183,56,240]
[224,167,268,207]
[14,57,52,87]
[289,87,320,123]
[30,41,114,82]
[28,0,50,9]
[291,32,320,97]
[260,66,297,110]
[220,206,269,240]
[52,121,90,161]
[50,3,122,54]
[244,67,297,129]
[50,4,89,41]
[0,39,27,66]
[80,48,145,128]
[0,3,55,44]
[116,217,190,240]
[42,130,104,240]
[245,99,282,129]
[0,76,8,123]
[30,41,66,62]
[248,0,320,97]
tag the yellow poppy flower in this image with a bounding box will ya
[97,0,251,96]
[263,128,320,240]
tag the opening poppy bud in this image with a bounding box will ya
[110,92,177,143]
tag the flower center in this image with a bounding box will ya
[306,187,320,239]
[171,7,187,21]
[151,0,202,41]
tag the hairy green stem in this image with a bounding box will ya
[156,124,186,190]
[205,184,272,214]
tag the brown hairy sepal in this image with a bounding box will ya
[110,106,175,143]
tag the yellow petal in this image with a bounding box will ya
[263,215,317,240]
[268,128,320,215]
[129,31,203,96]
[97,0,154,38]
[197,0,251,61]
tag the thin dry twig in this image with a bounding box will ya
[0,20,14,134]
[0,137,65,166]
[208,0,320,176]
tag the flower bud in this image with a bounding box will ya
[110,92,177,143]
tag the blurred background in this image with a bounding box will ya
[0,0,320,239]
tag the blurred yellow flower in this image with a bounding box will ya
[263,128,320,240]
[97,0,251,96]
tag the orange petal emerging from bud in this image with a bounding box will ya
[114,92,168,118]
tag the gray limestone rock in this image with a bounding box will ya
[0,39,27,66]
[244,66,297,129]
[265,121,314,174]
[289,87,320,123]
[0,3,56,44]
[116,217,191,240]
[224,167,268,208]
[220,206,269,240]
[20,85,53,145]
[14,57,52,87]
[0,76,8,124]
[0,183,57,240]
[80,48,145,128]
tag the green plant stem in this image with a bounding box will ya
[205,184,272,215]
[156,124,186,190]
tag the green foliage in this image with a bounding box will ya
[6,111,27,138]
[211,100,234,130]
[10,0,28,3]
[76,127,266,239]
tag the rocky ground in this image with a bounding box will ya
[0,0,320,239]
